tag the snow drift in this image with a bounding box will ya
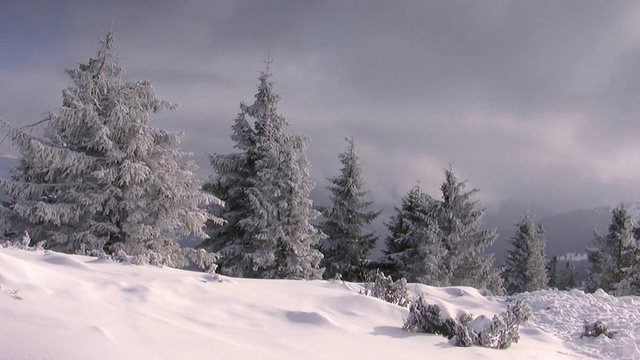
[1,247,638,359]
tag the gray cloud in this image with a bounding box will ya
[2,0,640,218]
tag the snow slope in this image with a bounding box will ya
[0,247,637,359]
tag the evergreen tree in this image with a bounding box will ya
[616,228,640,295]
[200,65,324,279]
[382,167,503,293]
[435,166,503,294]
[318,138,380,281]
[547,255,559,289]
[385,186,431,256]
[382,186,443,282]
[0,33,221,266]
[558,260,577,290]
[585,204,634,294]
[503,210,548,294]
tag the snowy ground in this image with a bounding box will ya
[0,247,638,359]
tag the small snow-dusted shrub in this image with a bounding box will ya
[403,296,476,346]
[130,254,147,266]
[403,297,531,349]
[184,248,218,274]
[0,231,48,252]
[402,299,451,335]
[34,240,47,252]
[581,320,615,339]
[86,249,110,259]
[19,231,31,249]
[362,271,411,307]
[112,248,129,263]
[476,300,531,349]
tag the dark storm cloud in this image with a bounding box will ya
[3,0,640,216]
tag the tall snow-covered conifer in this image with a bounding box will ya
[0,33,221,266]
[382,167,503,294]
[616,228,640,296]
[547,255,559,288]
[558,260,577,290]
[503,210,548,294]
[201,65,324,279]
[318,138,380,281]
[585,204,635,294]
[382,186,447,283]
[435,166,503,294]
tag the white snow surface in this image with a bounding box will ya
[0,247,638,360]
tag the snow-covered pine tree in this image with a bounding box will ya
[435,166,503,294]
[199,107,255,275]
[381,185,448,284]
[382,186,431,280]
[503,210,548,294]
[547,255,559,289]
[318,137,380,281]
[585,204,634,294]
[200,65,324,279]
[558,260,577,290]
[385,186,431,258]
[0,33,221,266]
[404,215,449,286]
[616,228,640,295]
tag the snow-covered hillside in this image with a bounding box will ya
[0,247,638,359]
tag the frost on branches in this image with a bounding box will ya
[201,66,324,279]
[361,271,410,307]
[381,167,503,294]
[318,138,380,281]
[0,33,222,267]
[382,186,447,284]
[503,210,548,294]
[403,296,531,349]
[435,167,503,294]
[585,204,640,295]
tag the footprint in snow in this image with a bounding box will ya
[0,285,23,300]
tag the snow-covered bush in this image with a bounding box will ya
[362,271,410,307]
[0,231,47,252]
[476,300,531,349]
[184,248,218,274]
[19,231,31,249]
[402,299,449,334]
[112,248,129,263]
[403,297,531,349]
[581,320,615,339]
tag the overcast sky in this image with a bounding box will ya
[2,1,640,217]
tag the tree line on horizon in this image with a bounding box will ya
[0,34,638,296]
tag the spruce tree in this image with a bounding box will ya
[616,228,640,295]
[0,33,221,266]
[382,185,449,285]
[585,204,634,294]
[503,210,548,294]
[547,255,559,289]
[382,186,438,281]
[435,166,503,294]
[318,138,380,281]
[201,65,324,279]
[558,261,577,290]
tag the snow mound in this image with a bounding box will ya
[3,247,638,359]
[41,252,92,269]
[515,289,640,359]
